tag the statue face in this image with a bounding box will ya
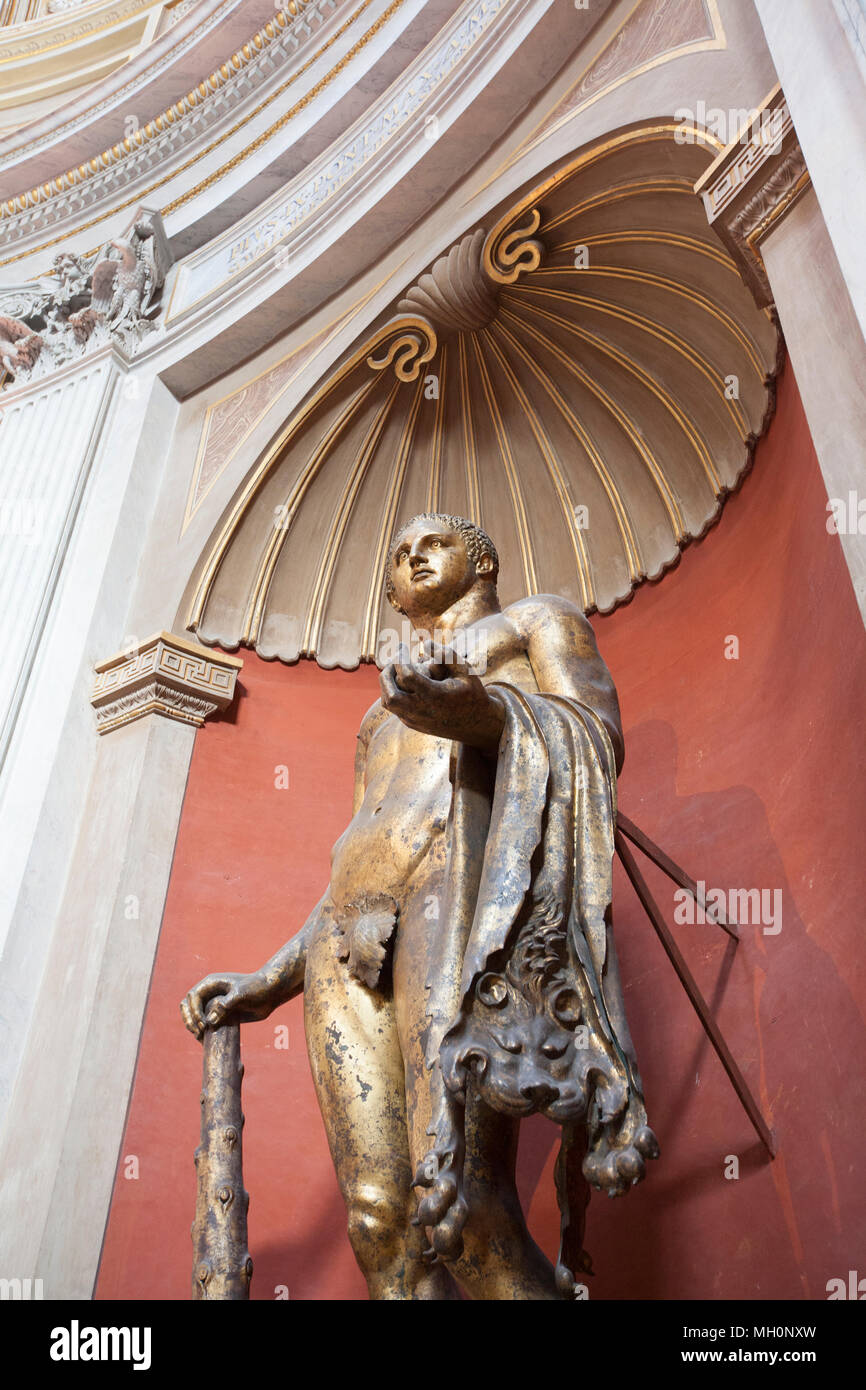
[389,519,490,617]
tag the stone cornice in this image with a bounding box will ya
[695,83,811,307]
[91,630,242,733]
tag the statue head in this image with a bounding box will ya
[52,251,83,283]
[385,513,499,618]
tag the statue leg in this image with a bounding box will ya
[303,905,457,1300]
[394,881,560,1300]
[457,1099,561,1300]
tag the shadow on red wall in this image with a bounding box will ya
[96,363,866,1300]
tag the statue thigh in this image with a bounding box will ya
[303,904,452,1296]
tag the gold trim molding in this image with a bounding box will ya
[365,216,544,379]
[0,0,157,63]
[92,630,242,734]
[695,84,812,307]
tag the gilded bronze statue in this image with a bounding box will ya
[182,513,659,1299]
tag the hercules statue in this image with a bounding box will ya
[181,513,659,1300]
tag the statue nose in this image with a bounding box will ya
[520,1082,558,1108]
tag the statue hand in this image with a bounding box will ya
[180,971,276,1041]
[380,642,505,750]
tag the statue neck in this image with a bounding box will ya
[407,585,500,644]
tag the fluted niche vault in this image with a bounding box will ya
[188,124,781,670]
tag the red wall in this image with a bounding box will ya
[97,363,866,1300]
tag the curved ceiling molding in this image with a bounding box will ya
[0,0,325,229]
[497,0,726,175]
[187,125,781,670]
[0,0,286,180]
[0,0,178,128]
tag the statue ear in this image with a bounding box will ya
[476,553,493,577]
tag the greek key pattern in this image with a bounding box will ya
[92,632,241,733]
[696,87,811,307]
[700,98,795,223]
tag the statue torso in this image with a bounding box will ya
[328,609,536,916]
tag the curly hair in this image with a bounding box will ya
[385,512,499,612]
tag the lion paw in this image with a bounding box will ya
[411,1150,467,1262]
[583,1097,660,1198]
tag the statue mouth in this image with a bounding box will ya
[543,1092,586,1122]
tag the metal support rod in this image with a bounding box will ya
[615,829,775,1159]
[616,811,738,941]
[191,1023,253,1299]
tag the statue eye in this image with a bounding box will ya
[552,988,581,1027]
[430,538,441,548]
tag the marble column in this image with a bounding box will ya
[696,85,866,623]
[752,0,866,345]
[0,352,118,771]
[0,634,241,1299]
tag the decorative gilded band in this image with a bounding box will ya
[0,0,318,220]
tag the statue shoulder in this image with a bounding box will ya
[503,593,596,643]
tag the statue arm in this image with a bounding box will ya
[181,701,382,1039]
[180,895,321,1038]
[510,594,624,774]
[248,701,386,994]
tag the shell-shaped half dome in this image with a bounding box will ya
[188,123,781,669]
